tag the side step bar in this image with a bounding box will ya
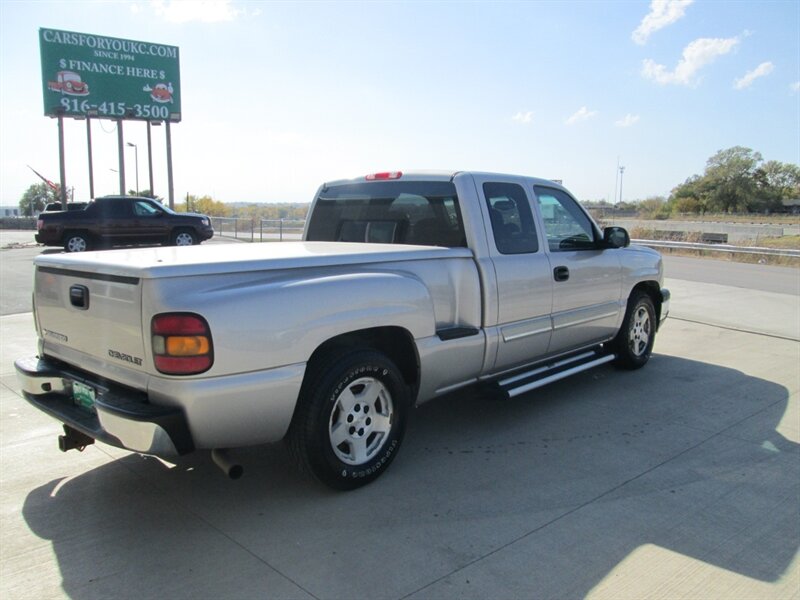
[492,350,616,399]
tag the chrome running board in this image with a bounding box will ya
[491,349,616,399]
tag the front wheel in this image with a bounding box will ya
[171,229,198,246]
[287,350,410,490]
[613,291,656,369]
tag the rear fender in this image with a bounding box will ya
[144,270,436,377]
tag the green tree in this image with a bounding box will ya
[636,196,670,219]
[18,182,61,216]
[228,203,310,221]
[668,147,797,214]
[757,161,800,201]
[704,146,763,212]
[177,194,231,216]
[669,174,711,214]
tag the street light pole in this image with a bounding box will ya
[126,142,139,195]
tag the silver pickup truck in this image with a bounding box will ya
[16,171,669,489]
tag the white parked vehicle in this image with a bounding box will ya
[16,171,669,489]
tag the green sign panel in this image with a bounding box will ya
[39,28,181,122]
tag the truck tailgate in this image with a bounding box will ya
[35,265,146,377]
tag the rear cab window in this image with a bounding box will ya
[306,180,467,247]
[482,182,539,254]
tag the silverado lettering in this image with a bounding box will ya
[43,329,68,343]
[108,350,143,366]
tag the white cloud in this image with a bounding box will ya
[632,0,694,45]
[512,111,533,125]
[734,62,775,90]
[150,0,243,23]
[615,114,641,127]
[792,82,800,93]
[565,107,598,126]
[641,36,740,85]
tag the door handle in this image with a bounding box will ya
[553,266,570,282]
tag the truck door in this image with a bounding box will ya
[532,185,622,354]
[474,177,553,371]
[96,199,134,240]
[132,199,169,241]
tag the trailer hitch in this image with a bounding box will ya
[58,425,95,452]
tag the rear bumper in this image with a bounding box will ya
[34,232,59,245]
[15,355,193,457]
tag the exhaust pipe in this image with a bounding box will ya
[211,448,243,480]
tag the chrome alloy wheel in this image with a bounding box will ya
[66,236,87,252]
[328,377,394,465]
[174,232,195,246]
[629,305,652,357]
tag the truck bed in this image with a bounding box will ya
[33,241,474,279]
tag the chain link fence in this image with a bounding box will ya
[210,218,305,242]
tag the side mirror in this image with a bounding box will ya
[603,226,630,248]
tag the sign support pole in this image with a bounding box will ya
[166,120,175,209]
[86,117,95,199]
[57,113,67,204]
[147,121,155,197]
[117,119,126,195]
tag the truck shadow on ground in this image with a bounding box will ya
[22,355,799,599]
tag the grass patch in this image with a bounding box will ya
[751,235,800,250]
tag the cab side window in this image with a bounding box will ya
[134,201,161,217]
[98,201,130,218]
[483,182,538,254]
[534,186,596,251]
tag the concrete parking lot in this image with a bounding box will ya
[1,232,798,599]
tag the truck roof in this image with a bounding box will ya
[324,171,567,189]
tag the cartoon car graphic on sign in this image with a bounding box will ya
[47,71,90,96]
[143,82,174,104]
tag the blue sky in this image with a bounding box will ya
[1,0,798,205]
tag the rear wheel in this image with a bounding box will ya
[287,349,410,490]
[63,232,90,252]
[613,291,656,369]
[171,229,198,246]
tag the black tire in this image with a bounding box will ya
[287,349,410,490]
[613,291,656,370]
[63,232,91,252]
[171,229,198,246]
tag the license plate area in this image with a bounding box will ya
[72,381,96,411]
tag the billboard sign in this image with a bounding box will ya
[39,28,181,121]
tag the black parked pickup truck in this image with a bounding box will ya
[35,196,214,252]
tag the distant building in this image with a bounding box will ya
[781,199,800,214]
[0,206,20,217]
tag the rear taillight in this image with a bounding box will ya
[366,171,402,181]
[151,313,213,375]
[37,219,43,231]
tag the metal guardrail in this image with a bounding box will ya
[633,239,800,258]
[211,218,305,242]
[208,221,798,258]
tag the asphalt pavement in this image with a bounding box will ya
[0,232,798,599]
